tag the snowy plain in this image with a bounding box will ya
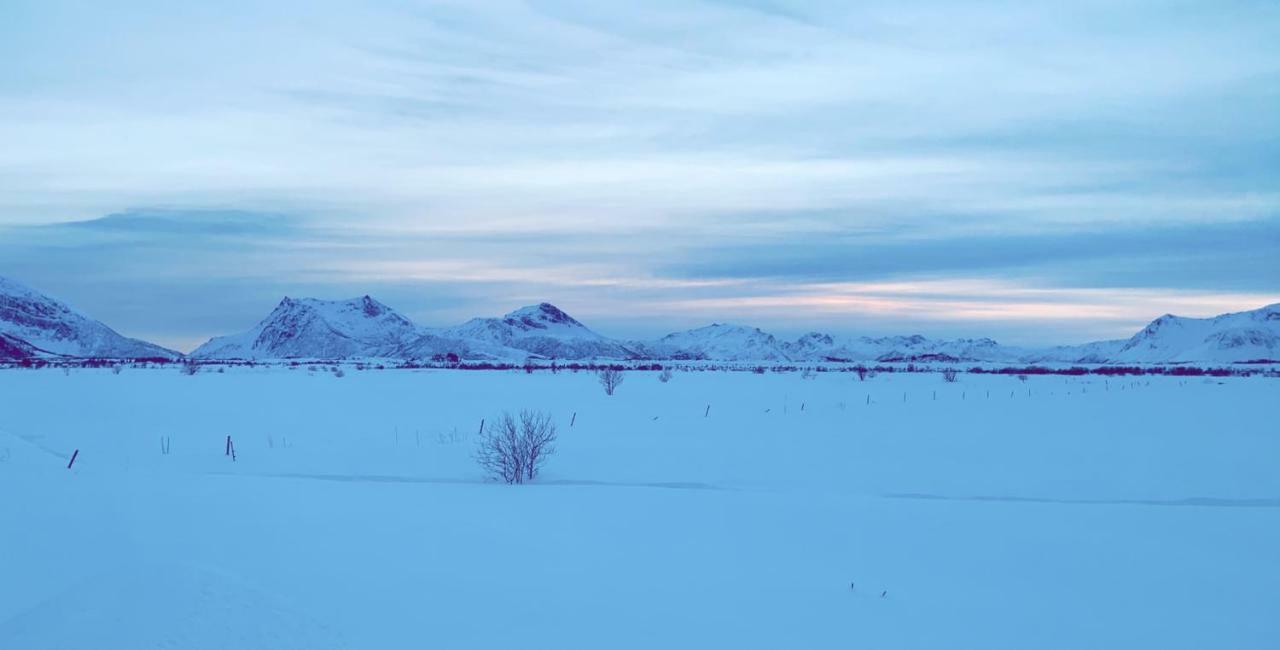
[1,366,1277,649]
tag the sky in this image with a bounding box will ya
[1,0,1278,352]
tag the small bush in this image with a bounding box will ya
[801,368,816,380]
[475,410,558,484]
[942,368,959,383]
[111,365,123,375]
[180,361,200,376]
[657,368,673,383]
[333,367,346,378]
[599,368,624,395]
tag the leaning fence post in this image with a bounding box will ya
[225,435,231,456]
[67,449,79,469]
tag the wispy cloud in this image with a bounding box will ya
[0,1,1276,347]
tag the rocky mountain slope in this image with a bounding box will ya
[0,276,178,360]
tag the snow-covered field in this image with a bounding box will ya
[2,367,1277,649]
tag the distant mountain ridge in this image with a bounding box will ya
[2,274,1276,365]
[194,292,1280,365]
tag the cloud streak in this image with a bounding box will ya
[0,1,1276,347]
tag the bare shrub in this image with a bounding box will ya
[111,364,123,375]
[942,368,959,383]
[801,368,817,380]
[180,360,200,376]
[333,367,346,378]
[474,410,558,484]
[598,368,624,395]
[657,368,673,383]
[1017,374,1029,383]
[855,366,868,381]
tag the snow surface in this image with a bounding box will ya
[2,367,1277,649]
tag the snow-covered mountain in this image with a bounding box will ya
[635,324,789,361]
[0,276,178,360]
[1109,304,1280,363]
[192,296,425,360]
[1023,339,1128,365]
[781,332,1023,363]
[441,303,638,360]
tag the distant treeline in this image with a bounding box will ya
[4,356,1277,378]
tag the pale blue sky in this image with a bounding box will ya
[1,1,1277,351]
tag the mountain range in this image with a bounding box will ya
[2,275,1277,365]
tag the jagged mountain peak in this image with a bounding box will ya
[678,322,772,336]
[796,331,835,346]
[268,295,409,325]
[191,294,417,359]
[444,302,633,360]
[501,303,585,331]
